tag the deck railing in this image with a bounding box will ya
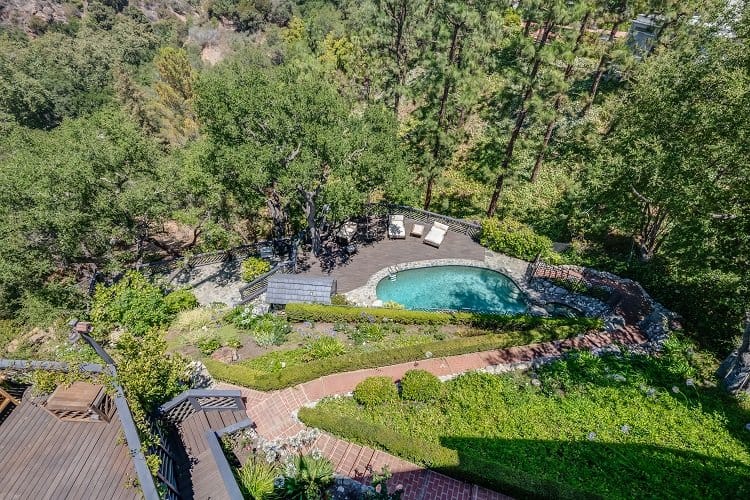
[158,389,245,424]
[140,238,293,276]
[369,203,482,239]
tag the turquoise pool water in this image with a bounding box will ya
[375,265,527,314]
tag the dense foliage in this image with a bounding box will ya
[240,256,271,282]
[480,217,557,262]
[0,0,748,370]
[301,339,750,498]
[90,271,172,338]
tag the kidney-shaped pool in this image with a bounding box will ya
[375,265,527,314]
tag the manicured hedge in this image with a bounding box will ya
[204,328,572,391]
[298,408,585,499]
[284,303,603,332]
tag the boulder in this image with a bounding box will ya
[717,316,750,394]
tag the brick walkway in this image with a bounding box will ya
[218,325,647,499]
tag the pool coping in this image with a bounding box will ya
[344,258,529,308]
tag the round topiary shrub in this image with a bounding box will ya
[400,369,441,402]
[353,376,398,407]
[241,257,271,282]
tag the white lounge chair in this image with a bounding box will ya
[388,214,406,239]
[423,221,449,248]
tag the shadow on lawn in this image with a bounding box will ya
[439,436,750,499]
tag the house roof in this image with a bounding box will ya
[0,387,140,500]
[266,274,337,305]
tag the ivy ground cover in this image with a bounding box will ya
[301,339,750,498]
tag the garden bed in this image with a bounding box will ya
[299,339,750,498]
[170,304,602,391]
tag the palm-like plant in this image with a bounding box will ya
[276,454,334,499]
[236,456,280,500]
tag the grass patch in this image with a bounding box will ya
[204,327,573,391]
[299,338,750,498]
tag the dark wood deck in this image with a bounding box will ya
[297,218,486,292]
[176,408,248,500]
[0,390,140,500]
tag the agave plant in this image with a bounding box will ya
[236,456,280,500]
[276,454,334,499]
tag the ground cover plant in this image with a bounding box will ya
[300,338,750,498]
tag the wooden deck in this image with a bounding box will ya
[298,218,486,292]
[0,390,140,500]
[176,408,248,500]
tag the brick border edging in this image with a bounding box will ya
[217,326,648,500]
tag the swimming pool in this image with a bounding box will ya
[375,265,527,314]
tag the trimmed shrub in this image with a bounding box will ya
[401,369,441,402]
[241,257,271,282]
[285,303,603,332]
[164,289,199,314]
[480,217,557,262]
[204,326,585,391]
[353,376,398,407]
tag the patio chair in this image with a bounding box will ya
[424,221,449,248]
[388,214,406,239]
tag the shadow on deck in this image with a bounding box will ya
[297,218,486,293]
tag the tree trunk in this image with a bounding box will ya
[300,189,322,256]
[266,187,288,240]
[423,176,434,210]
[486,173,504,218]
[424,19,462,211]
[487,20,555,217]
[385,0,409,115]
[580,20,622,117]
[530,11,591,183]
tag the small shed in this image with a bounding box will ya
[266,275,337,305]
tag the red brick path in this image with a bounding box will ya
[219,326,647,499]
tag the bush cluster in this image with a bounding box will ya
[164,289,199,314]
[204,327,575,391]
[353,376,398,407]
[400,369,441,402]
[241,257,271,282]
[285,304,602,332]
[480,217,559,262]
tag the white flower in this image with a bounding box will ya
[671,386,680,393]
[620,425,631,434]
[587,432,597,441]
[646,388,656,397]
[686,378,695,387]
[281,362,286,368]
[612,374,626,382]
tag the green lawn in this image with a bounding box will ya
[300,338,750,499]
